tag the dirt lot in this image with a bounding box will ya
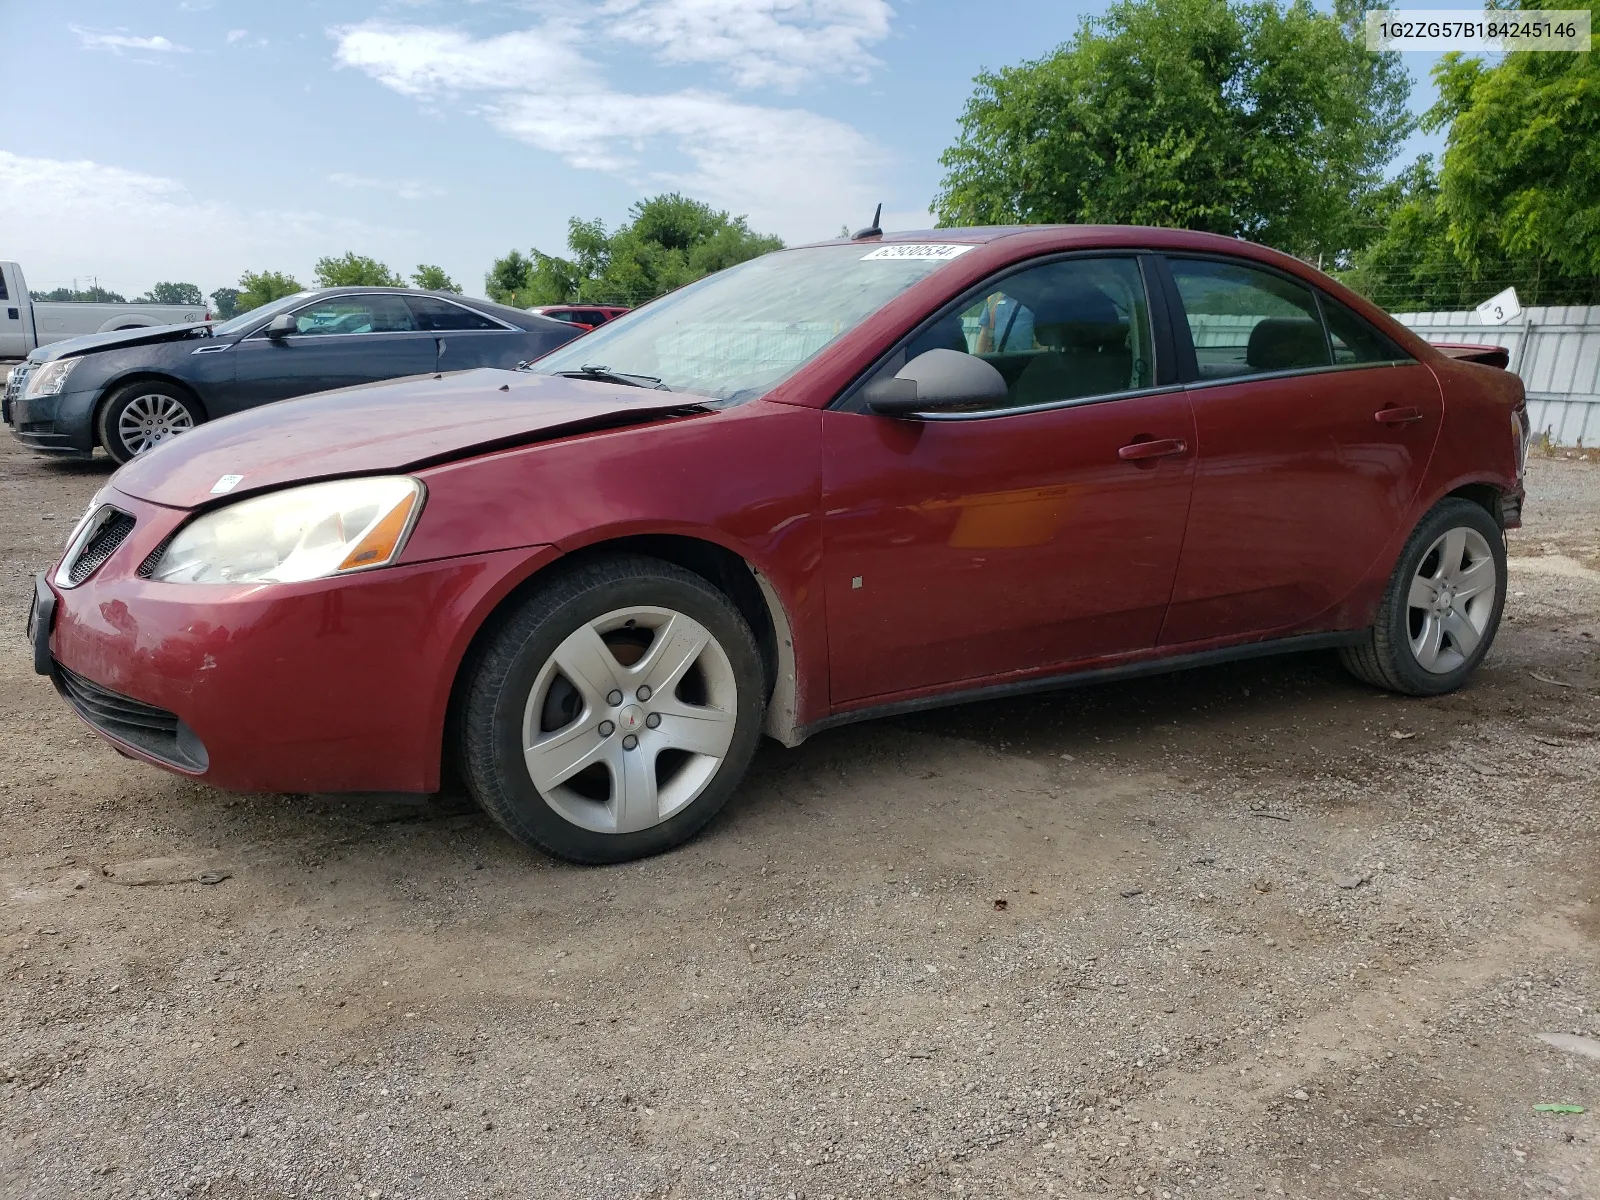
[0,441,1596,1200]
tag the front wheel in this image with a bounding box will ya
[457,555,767,864]
[1340,497,1506,695]
[97,383,202,464]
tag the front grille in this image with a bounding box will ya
[20,420,54,434]
[136,532,176,579]
[54,664,207,772]
[65,510,135,584]
[3,364,28,405]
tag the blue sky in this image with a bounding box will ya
[1,0,1462,302]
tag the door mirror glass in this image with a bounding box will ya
[864,348,1009,415]
[265,313,298,338]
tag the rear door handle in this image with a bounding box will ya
[1375,406,1424,425]
[1118,437,1188,461]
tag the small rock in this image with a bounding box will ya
[1120,887,1144,898]
[1334,873,1367,890]
[1292,1089,1310,1101]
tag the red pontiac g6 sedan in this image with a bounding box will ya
[30,226,1530,864]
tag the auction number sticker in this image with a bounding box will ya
[1366,8,1590,50]
[861,244,975,261]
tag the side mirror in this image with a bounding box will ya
[264,313,298,339]
[863,348,1008,416]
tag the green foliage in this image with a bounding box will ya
[236,270,303,313]
[312,252,406,289]
[31,286,127,303]
[135,282,204,306]
[1343,1,1600,310]
[933,0,1413,263]
[209,287,242,320]
[486,193,783,309]
[411,264,462,293]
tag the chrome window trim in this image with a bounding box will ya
[902,382,1190,423]
[1181,358,1417,392]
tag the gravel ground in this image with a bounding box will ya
[0,441,1597,1200]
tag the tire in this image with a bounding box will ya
[1340,498,1506,695]
[96,382,203,464]
[457,554,767,864]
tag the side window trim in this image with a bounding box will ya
[1161,253,1415,387]
[830,249,1172,418]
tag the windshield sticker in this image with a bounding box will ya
[860,244,975,262]
[210,474,244,495]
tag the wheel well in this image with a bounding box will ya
[439,535,790,795]
[1446,483,1504,526]
[93,375,208,447]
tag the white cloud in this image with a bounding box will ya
[0,150,412,294]
[329,22,885,239]
[71,26,191,54]
[329,172,445,201]
[602,0,892,90]
[226,29,248,44]
[332,24,591,98]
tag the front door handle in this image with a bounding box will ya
[1374,406,1424,425]
[1118,437,1188,461]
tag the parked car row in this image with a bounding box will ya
[27,225,1529,866]
[4,288,583,462]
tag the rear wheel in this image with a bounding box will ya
[457,555,766,864]
[1340,498,1505,695]
[97,382,202,464]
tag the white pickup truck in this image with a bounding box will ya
[0,261,208,361]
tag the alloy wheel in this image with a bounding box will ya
[1406,526,1498,674]
[521,605,739,834]
[117,393,195,455]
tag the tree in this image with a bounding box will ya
[237,270,303,313]
[209,287,243,320]
[1339,1,1600,311]
[31,285,127,303]
[412,264,461,292]
[1428,1,1600,298]
[135,282,204,306]
[486,193,783,309]
[313,252,405,288]
[933,0,1413,264]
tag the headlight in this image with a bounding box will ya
[24,358,78,398]
[149,476,425,584]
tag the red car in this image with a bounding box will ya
[526,304,630,331]
[30,226,1529,863]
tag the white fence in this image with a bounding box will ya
[1393,306,1600,446]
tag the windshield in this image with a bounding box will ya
[213,292,313,336]
[529,244,974,401]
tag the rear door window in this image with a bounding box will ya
[407,296,506,332]
[1166,258,1329,379]
[1321,295,1407,365]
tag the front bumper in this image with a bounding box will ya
[39,489,555,793]
[8,386,97,457]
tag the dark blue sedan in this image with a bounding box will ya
[4,288,584,463]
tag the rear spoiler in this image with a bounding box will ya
[1432,342,1511,369]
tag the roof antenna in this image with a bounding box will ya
[851,203,883,241]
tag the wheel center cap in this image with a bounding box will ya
[619,704,644,732]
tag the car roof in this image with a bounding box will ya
[795,225,1270,254]
[281,287,568,330]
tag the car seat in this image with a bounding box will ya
[1013,288,1134,406]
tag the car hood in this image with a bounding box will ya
[29,321,216,362]
[111,369,709,509]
